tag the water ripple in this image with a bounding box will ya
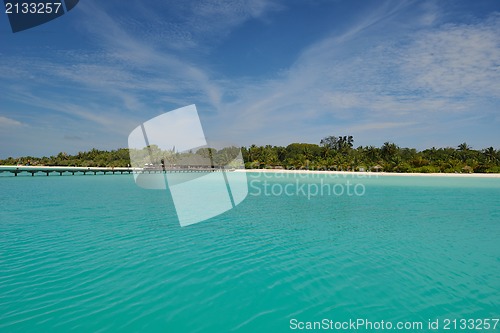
[1,175,499,331]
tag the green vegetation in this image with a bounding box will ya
[240,136,500,173]
[129,145,243,169]
[1,136,500,173]
[0,148,131,168]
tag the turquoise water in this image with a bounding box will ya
[1,172,499,332]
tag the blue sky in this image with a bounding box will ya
[1,0,499,157]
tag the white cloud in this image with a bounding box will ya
[419,1,440,26]
[110,0,284,52]
[1,0,498,154]
[75,1,229,111]
[349,121,417,132]
[0,116,23,127]
[208,8,500,147]
[0,0,285,156]
[401,16,500,98]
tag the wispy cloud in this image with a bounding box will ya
[1,0,498,157]
[114,0,284,52]
[401,15,500,98]
[209,5,500,148]
[0,116,24,127]
[0,0,285,156]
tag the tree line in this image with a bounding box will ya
[1,136,499,173]
[0,148,131,168]
[241,137,500,173]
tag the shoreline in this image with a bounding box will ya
[235,168,500,178]
[2,165,499,178]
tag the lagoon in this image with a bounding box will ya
[1,173,499,332]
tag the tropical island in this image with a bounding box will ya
[1,136,499,174]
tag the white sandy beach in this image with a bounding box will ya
[236,168,500,178]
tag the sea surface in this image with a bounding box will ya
[1,172,499,332]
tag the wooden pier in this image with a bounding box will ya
[0,165,225,177]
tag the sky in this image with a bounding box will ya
[1,0,499,157]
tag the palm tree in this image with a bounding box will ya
[247,144,259,163]
[320,145,330,159]
[483,147,497,164]
[381,142,398,162]
[336,135,354,155]
[365,145,379,163]
[458,142,471,151]
[346,135,354,148]
[457,142,471,162]
[320,135,354,152]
